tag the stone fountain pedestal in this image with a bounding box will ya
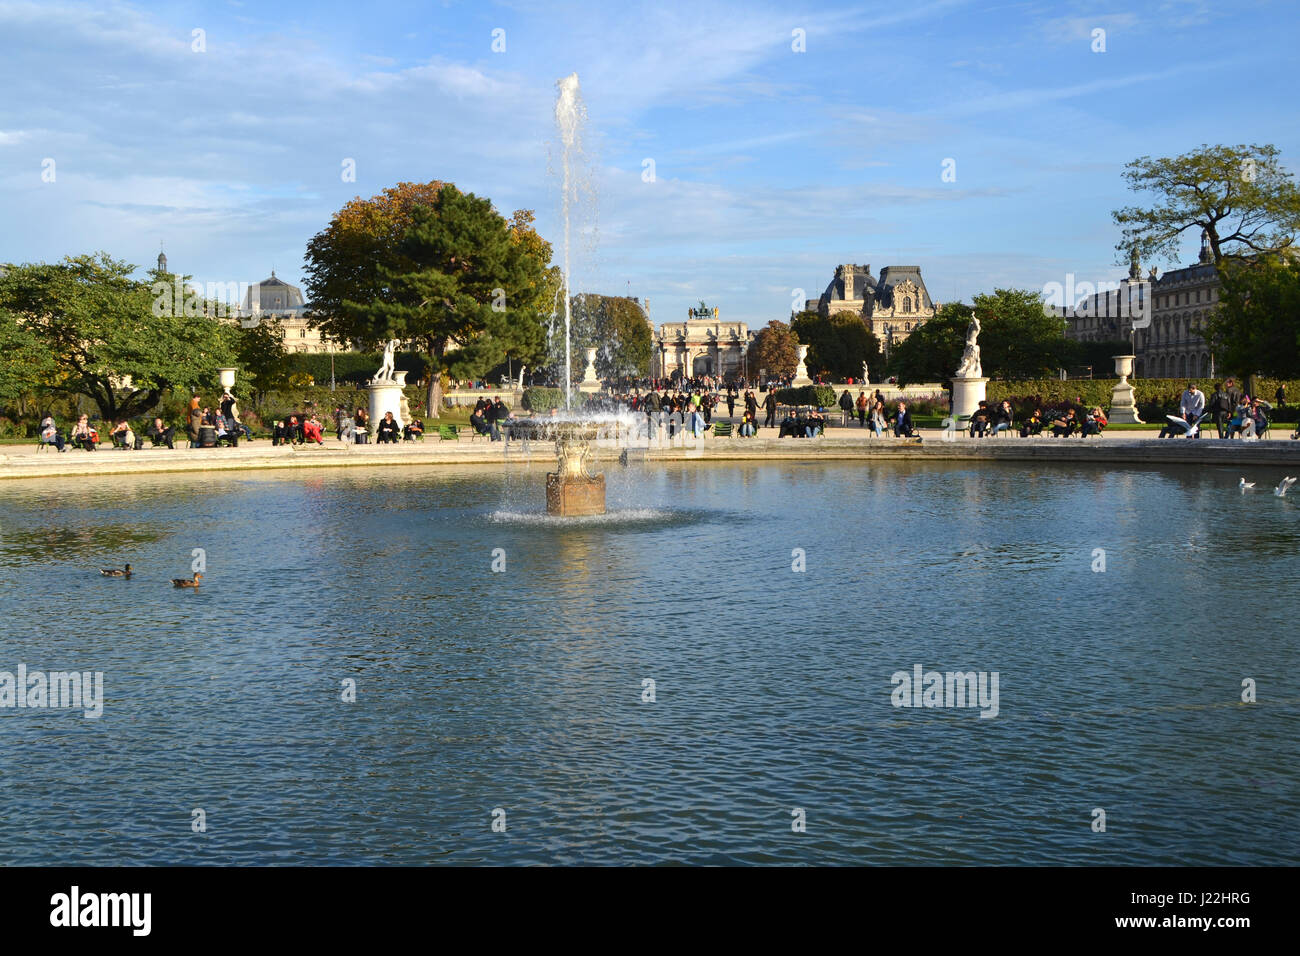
[950,376,988,419]
[578,347,601,393]
[545,429,606,516]
[1108,355,1143,424]
[367,370,408,434]
[792,345,812,385]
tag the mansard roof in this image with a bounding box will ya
[875,266,934,310]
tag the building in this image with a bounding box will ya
[803,263,938,350]
[654,304,753,380]
[239,270,334,354]
[1138,235,1219,380]
[1060,236,1219,379]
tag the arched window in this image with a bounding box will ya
[902,296,912,313]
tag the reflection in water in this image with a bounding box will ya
[0,461,1296,865]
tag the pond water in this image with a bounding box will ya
[0,460,1296,864]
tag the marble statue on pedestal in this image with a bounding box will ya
[955,313,982,378]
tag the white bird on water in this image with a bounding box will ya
[1275,477,1297,497]
[1239,478,1256,491]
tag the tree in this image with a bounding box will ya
[790,309,881,380]
[234,318,292,399]
[1113,144,1300,267]
[0,305,57,405]
[888,304,967,386]
[747,320,800,380]
[304,181,553,416]
[1207,255,1300,378]
[971,288,1071,379]
[569,294,652,380]
[0,254,236,421]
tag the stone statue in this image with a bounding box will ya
[375,338,399,382]
[955,312,982,378]
[861,360,870,384]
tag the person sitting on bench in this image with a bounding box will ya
[376,411,401,443]
[892,401,916,438]
[1019,407,1044,437]
[109,420,136,449]
[39,414,67,452]
[71,415,97,451]
[988,400,1014,437]
[148,417,175,449]
[403,419,424,441]
[1051,408,1078,437]
[968,401,991,437]
[804,409,826,437]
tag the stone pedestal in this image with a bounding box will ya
[792,345,812,385]
[1108,355,1143,424]
[951,376,988,419]
[578,347,601,392]
[546,473,606,516]
[367,380,405,434]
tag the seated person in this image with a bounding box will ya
[739,410,757,437]
[39,415,66,452]
[469,406,491,437]
[804,409,825,438]
[1246,400,1268,439]
[1081,407,1107,437]
[988,400,1014,437]
[968,401,991,437]
[147,417,175,448]
[110,420,136,449]
[302,416,324,445]
[403,419,424,441]
[1019,408,1044,437]
[892,402,915,438]
[1050,408,1078,437]
[71,415,97,451]
[375,411,401,443]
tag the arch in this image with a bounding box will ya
[902,296,912,313]
[1201,353,1211,377]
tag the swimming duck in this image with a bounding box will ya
[171,572,202,588]
[101,564,132,577]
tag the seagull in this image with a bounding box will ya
[1275,477,1297,497]
[1239,478,1256,492]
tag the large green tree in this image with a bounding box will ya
[747,320,800,380]
[1113,144,1300,267]
[569,294,652,380]
[888,304,967,386]
[971,288,1070,379]
[0,304,56,405]
[1207,255,1300,378]
[790,309,881,381]
[303,181,554,416]
[0,254,237,421]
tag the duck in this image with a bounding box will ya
[171,572,203,588]
[101,564,133,577]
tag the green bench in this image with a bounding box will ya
[711,422,733,437]
[437,424,460,441]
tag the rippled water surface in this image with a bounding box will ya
[1,460,1297,865]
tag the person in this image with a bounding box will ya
[376,411,401,443]
[805,408,825,438]
[469,400,491,438]
[220,390,238,434]
[763,390,778,428]
[1228,396,1254,438]
[744,390,758,429]
[739,409,757,437]
[870,399,886,437]
[188,396,202,444]
[302,415,324,445]
[490,396,510,440]
[1275,383,1286,411]
[1019,407,1044,438]
[334,405,348,441]
[146,417,174,448]
[1224,377,1243,415]
[110,419,136,449]
[71,414,96,451]
[838,389,853,426]
[39,414,67,452]
[968,400,991,437]
[1247,399,1269,439]
[726,388,737,419]
[855,390,868,427]
[1081,406,1107,438]
[354,407,370,443]
[1207,382,1230,438]
[892,401,915,438]
[1051,408,1077,437]
[988,400,1014,437]
[1179,382,1205,437]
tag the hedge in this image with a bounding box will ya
[773,385,838,408]
[987,378,1300,422]
[286,352,430,387]
[521,387,589,412]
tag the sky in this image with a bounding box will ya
[1,0,1296,330]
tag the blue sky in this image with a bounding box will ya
[1,0,1296,329]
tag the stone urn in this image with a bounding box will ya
[217,367,238,390]
[1108,355,1143,424]
[792,345,812,385]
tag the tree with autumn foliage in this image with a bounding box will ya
[747,320,800,380]
[303,180,556,415]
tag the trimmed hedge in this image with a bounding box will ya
[286,352,430,387]
[521,387,588,412]
[774,385,838,408]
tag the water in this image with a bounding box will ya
[554,73,585,410]
[0,461,1297,865]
